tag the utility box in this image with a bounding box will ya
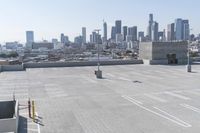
[0,100,19,133]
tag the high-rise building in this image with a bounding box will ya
[175,18,183,40]
[61,33,69,44]
[182,20,190,41]
[123,26,128,41]
[82,27,86,43]
[174,19,190,41]
[116,34,123,43]
[167,23,175,41]
[26,31,34,43]
[147,14,154,40]
[26,31,34,48]
[151,22,159,41]
[138,32,145,41]
[103,22,107,42]
[115,20,122,34]
[61,33,65,43]
[91,32,102,44]
[128,26,137,41]
[111,26,116,40]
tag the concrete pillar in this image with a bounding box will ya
[186,65,192,72]
[95,70,102,79]
[0,65,2,72]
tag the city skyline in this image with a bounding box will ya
[0,0,200,43]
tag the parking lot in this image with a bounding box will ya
[0,64,200,133]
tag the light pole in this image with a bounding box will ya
[186,29,192,72]
[94,29,102,78]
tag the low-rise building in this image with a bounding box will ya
[139,41,188,65]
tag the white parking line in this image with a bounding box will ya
[122,95,192,128]
[164,92,190,100]
[154,107,191,128]
[180,104,200,114]
[122,95,143,105]
[144,94,167,103]
[118,77,131,82]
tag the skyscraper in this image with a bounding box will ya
[103,22,107,42]
[82,27,86,43]
[175,18,183,40]
[61,33,69,44]
[147,14,154,40]
[151,22,159,42]
[26,31,34,43]
[182,20,190,41]
[128,26,137,41]
[123,26,128,41]
[26,31,34,48]
[61,33,65,43]
[111,26,116,40]
[138,32,145,41]
[115,20,122,34]
[167,23,175,41]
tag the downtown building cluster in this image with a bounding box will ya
[6,14,198,51]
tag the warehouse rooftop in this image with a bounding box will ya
[0,64,200,133]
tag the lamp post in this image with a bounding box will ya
[94,29,102,78]
[186,29,192,72]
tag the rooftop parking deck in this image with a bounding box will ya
[0,64,200,133]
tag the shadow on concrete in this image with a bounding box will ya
[18,116,28,133]
[190,71,198,73]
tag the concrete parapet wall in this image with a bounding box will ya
[0,65,24,72]
[24,60,143,68]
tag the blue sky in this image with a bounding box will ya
[0,0,199,43]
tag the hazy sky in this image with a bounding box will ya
[0,0,199,43]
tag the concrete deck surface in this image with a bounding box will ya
[0,64,200,133]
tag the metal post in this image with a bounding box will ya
[94,29,102,78]
[187,40,192,72]
[32,100,35,122]
[28,98,31,118]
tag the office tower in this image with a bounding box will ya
[158,32,163,41]
[162,29,166,41]
[151,22,159,41]
[128,26,137,41]
[103,22,107,42]
[91,32,102,44]
[123,26,128,41]
[115,20,122,34]
[116,34,123,43]
[26,31,34,48]
[82,27,86,43]
[90,34,93,43]
[26,31,34,43]
[138,32,145,41]
[111,26,116,40]
[61,33,65,43]
[147,14,154,40]
[167,23,175,41]
[175,18,183,40]
[74,36,83,45]
[61,33,69,44]
[182,20,190,41]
